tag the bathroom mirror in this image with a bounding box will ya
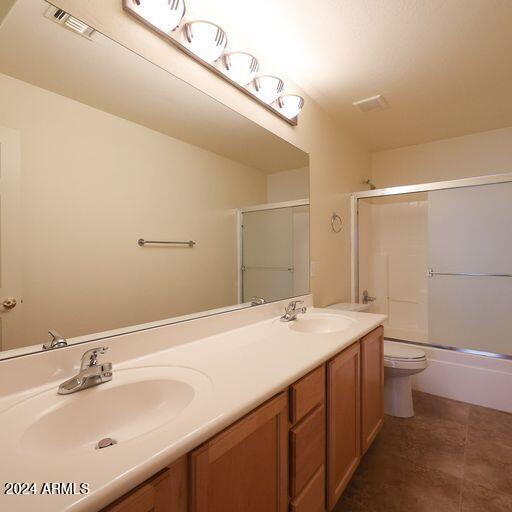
[0,0,310,359]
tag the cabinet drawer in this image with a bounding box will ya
[290,365,325,424]
[290,405,325,497]
[290,466,325,512]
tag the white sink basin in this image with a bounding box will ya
[288,313,356,334]
[0,366,211,457]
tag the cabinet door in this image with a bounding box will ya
[102,456,187,512]
[190,393,288,512]
[289,365,325,424]
[361,326,384,455]
[290,466,325,512]
[326,342,361,511]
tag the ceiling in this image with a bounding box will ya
[194,0,512,151]
[0,0,308,173]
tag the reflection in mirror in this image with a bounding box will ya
[0,0,309,359]
[241,203,309,303]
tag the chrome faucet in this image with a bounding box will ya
[280,300,307,322]
[362,290,377,304]
[58,347,112,395]
[250,296,266,306]
[42,330,68,350]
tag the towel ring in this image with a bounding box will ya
[331,212,343,233]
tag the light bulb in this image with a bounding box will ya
[184,21,227,62]
[276,94,305,119]
[132,0,186,33]
[222,52,259,86]
[252,76,284,104]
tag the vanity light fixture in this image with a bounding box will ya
[44,6,95,39]
[184,21,228,63]
[222,52,259,86]
[64,16,92,35]
[276,94,305,120]
[130,0,186,33]
[122,0,304,125]
[252,75,285,104]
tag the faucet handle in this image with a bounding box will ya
[80,347,108,370]
[287,300,304,311]
[42,330,68,350]
[362,290,377,304]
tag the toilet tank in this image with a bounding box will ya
[326,302,369,312]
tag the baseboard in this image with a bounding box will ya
[388,341,512,413]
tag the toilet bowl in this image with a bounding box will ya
[384,341,428,418]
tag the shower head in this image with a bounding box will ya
[362,179,376,190]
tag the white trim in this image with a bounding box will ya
[350,195,358,303]
[239,198,309,213]
[236,209,243,303]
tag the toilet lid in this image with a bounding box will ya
[384,341,426,360]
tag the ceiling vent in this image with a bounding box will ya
[352,94,389,113]
[44,6,95,40]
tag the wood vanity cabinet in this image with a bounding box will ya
[360,326,384,455]
[102,327,384,512]
[326,342,361,511]
[189,392,288,512]
[289,366,326,512]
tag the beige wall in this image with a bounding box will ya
[52,0,370,308]
[371,126,512,187]
[266,167,309,204]
[0,73,267,349]
[0,0,16,25]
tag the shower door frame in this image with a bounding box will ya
[350,171,512,358]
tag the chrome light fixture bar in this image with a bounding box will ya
[123,0,304,125]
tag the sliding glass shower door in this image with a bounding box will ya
[427,182,512,355]
[356,176,512,357]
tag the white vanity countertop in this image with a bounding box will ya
[0,307,386,512]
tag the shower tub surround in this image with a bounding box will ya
[0,295,385,512]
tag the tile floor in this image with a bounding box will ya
[334,391,512,512]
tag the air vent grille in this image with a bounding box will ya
[352,94,389,113]
[53,9,66,21]
[44,6,95,39]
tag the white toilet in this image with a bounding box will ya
[384,341,428,418]
[326,302,370,312]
